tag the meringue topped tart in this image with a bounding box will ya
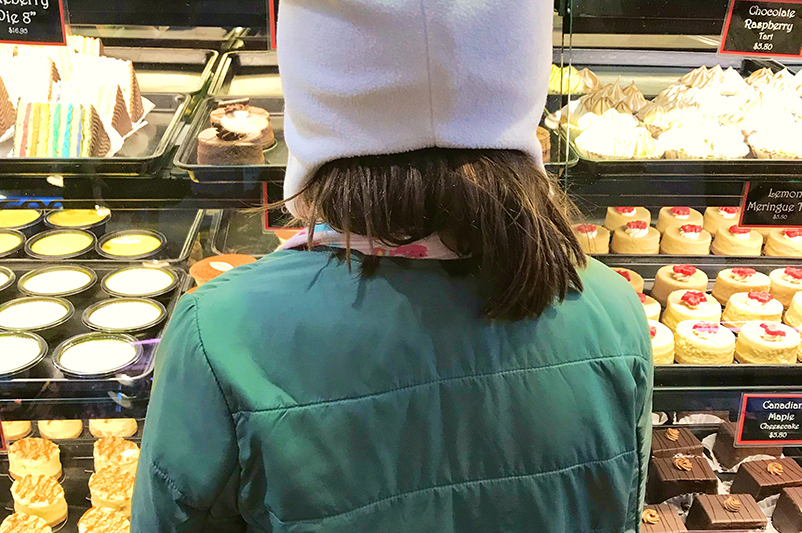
[735,321,801,364]
[37,420,83,440]
[1,421,31,441]
[603,206,651,232]
[703,206,740,237]
[572,223,609,255]
[94,437,140,476]
[0,513,52,533]
[0,297,72,332]
[7,438,61,480]
[651,264,709,306]
[89,418,138,438]
[722,291,783,327]
[656,206,703,234]
[662,290,722,331]
[660,224,712,255]
[19,266,95,297]
[770,267,802,308]
[102,266,176,298]
[611,220,660,254]
[766,229,802,257]
[55,334,139,376]
[712,267,771,305]
[711,225,762,256]
[11,475,67,526]
[78,507,130,533]
[613,268,644,293]
[674,320,736,365]
[0,332,46,375]
[639,293,661,321]
[649,320,675,365]
[89,465,135,517]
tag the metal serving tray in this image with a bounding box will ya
[0,209,203,266]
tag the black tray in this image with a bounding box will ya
[209,51,280,97]
[0,209,203,265]
[0,263,188,403]
[0,93,189,177]
[173,96,287,183]
[104,47,218,97]
[210,209,281,257]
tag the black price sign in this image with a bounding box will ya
[0,0,66,46]
[720,0,802,57]
[740,181,802,228]
[737,394,802,445]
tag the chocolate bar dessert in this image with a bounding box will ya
[773,487,802,533]
[647,456,718,503]
[730,458,802,500]
[651,427,704,458]
[712,421,783,469]
[641,504,688,532]
[685,494,767,530]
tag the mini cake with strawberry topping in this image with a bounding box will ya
[572,223,609,255]
[674,320,736,364]
[766,229,802,257]
[613,268,644,293]
[612,220,660,254]
[703,206,741,237]
[656,206,703,234]
[639,293,661,321]
[735,321,801,364]
[603,206,651,232]
[784,292,802,328]
[770,267,802,308]
[649,320,675,365]
[651,264,709,306]
[660,224,712,255]
[662,290,722,331]
[713,267,771,305]
[712,225,763,256]
[722,291,783,327]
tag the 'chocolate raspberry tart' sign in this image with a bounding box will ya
[0,0,67,46]
[720,0,802,57]
[737,393,802,445]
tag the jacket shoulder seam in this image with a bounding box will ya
[235,353,647,414]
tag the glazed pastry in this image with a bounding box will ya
[735,321,801,364]
[611,221,660,254]
[655,206,703,234]
[649,320,675,365]
[8,438,61,480]
[89,465,135,517]
[612,268,644,293]
[0,513,52,533]
[770,267,802,308]
[722,292,783,326]
[674,320,736,364]
[711,225,762,256]
[712,267,771,305]
[662,290,722,331]
[766,229,802,257]
[89,418,138,438]
[94,437,139,476]
[660,224,712,255]
[703,206,741,237]
[11,475,68,526]
[37,420,83,440]
[784,292,802,328]
[603,206,651,232]
[78,507,130,533]
[651,264,709,306]
[1,421,31,441]
[639,293,661,321]
[572,224,609,255]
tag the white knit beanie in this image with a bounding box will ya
[278,0,552,216]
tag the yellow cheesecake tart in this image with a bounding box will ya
[11,475,67,526]
[89,466,135,517]
[89,418,138,438]
[94,437,140,476]
[8,438,61,480]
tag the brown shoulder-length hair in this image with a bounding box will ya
[289,147,586,321]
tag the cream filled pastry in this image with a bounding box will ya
[651,264,709,306]
[0,513,52,533]
[785,292,802,328]
[8,438,61,480]
[89,466,135,517]
[656,206,703,234]
[1,421,31,441]
[649,320,675,365]
[94,437,139,476]
[572,224,609,255]
[78,507,130,533]
[735,321,801,364]
[639,293,661,321]
[674,320,736,364]
[613,268,644,293]
[722,291,783,326]
[712,267,771,304]
[603,206,651,231]
[660,224,712,255]
[703,206,741,237]
[11,475,67,526]
[711,225,762,256]
[765,229,802,257]
[37,420,83,440]
[770,267,802,308]
[611,221,660,254]
[89,418,138,438]
[662,290,722,331]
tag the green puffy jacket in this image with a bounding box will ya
[132,250,653,533]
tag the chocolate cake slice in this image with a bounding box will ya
[641,504,688,532]
[773,487,802,533]
[685,494,768,530]
[712,421,783,469]
[647,456,718,503]
[651,427,704,458]
[731,458,802,500]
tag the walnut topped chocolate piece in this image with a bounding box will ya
[647,456,718,504]
[731,457,802,500]
[641,504,688,532]
[685,494,767,530]
[651,427,704,458]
